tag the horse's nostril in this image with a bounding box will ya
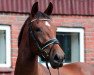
[54,54,60,61]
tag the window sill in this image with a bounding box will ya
[0,68,13,73]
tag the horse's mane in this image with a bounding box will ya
[18,11,50,48]
[18,17,30,47]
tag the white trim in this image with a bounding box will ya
[57,27,85,62]
[0,25,11,67]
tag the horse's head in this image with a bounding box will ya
[29,2,64,69]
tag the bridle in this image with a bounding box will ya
[29,18,59,59]
[29,18,60,75]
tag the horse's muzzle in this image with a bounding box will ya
[50,53,64,69]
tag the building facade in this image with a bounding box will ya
[0,0,94,75]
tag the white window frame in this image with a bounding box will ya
[57,27,85,63]
[0,25,11,67]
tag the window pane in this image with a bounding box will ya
[56,32,80,63]
[0,30,6,64]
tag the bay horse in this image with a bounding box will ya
[15,2,64,75]
[15,2,94,75]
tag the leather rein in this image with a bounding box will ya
[29,19,60,75]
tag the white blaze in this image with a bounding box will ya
[45,21,50,27]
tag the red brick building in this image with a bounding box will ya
[0,0,94,75]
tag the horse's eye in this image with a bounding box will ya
[35,28,41,32]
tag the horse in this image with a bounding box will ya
[14,2,94,75]
[14,2,64,75]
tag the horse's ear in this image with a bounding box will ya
[31,2,38,17]
[44,2,53,15]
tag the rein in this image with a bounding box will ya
[29,19,60,75]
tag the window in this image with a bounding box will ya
[57,27,84,63]
[0,25,11,67]
[38,27,84,65]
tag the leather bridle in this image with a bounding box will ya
[29,19,60,75]
[29,19,59,59]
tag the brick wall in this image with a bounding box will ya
[0,13,28,75]
[0,13,94,75]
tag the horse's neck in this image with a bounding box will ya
[15,41,38,75]
[15,55,38,75]
[15,24,39,75]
